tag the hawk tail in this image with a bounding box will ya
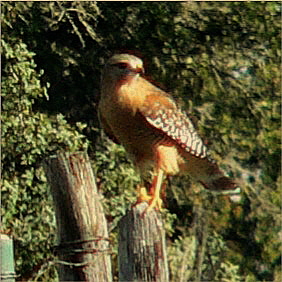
[199,175,240,195]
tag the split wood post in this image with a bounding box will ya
[118,202,169,282]
[44,152,112,281]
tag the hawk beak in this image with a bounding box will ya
[135,67,145,75]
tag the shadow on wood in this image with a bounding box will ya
[44,152,112,282]
[118,202,169,282]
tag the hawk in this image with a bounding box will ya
[98,54,239,211]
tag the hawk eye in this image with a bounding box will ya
[114,62,129,69]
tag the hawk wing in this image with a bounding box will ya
[139,91,210,160]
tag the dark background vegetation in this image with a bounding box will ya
[1,1,280,281]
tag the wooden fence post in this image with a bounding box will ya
[118,202,169,282]
[44,152,112,281]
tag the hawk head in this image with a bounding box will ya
[102,54,145,84]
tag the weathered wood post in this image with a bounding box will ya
[118,202,169,282]
[44,152,112,281]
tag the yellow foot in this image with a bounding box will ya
[146,196,163,212]
[140,196,163,217]
[134,185,163,214]
[135,185,152,204]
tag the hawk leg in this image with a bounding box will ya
[146,168,165,212]
[135,168,165,214]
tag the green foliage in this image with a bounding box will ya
[203,232,241,282]
[1,35,88,280]
[94,142,139,224]
[168,235,197,281]
[1,1,280,281]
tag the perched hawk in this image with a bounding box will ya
[99,54,239,211]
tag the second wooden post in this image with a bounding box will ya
[118,202,169,282]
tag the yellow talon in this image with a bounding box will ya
[134,169,165,215]
[146,196,163,212]
[135,185,163,215]
[136,185,152,203]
